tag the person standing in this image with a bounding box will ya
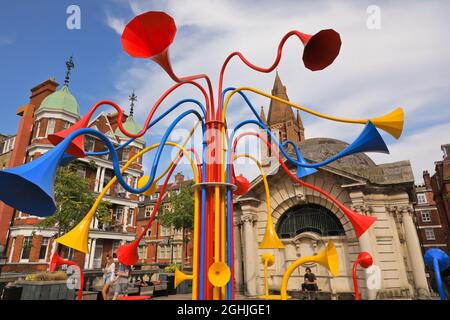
[101,254,115,300]
[112,262,130,300]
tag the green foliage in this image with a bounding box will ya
[163,263,182,273]
[25,271,68,281]
[159,181,194,231]
[38,163,111,236]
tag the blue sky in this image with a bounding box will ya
[1,1,450,183]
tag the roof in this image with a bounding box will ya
[114,115,145,143]
[39,85,80,116]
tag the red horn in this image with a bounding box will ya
[116,241,139,267]
[49,251,84,300]
[234,175,250,196]
[341,207,376,238]
[353,251,373,300]
[48,114,90,158]
[298,29,341,71]
[121,11,179,82]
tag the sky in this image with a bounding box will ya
[0,0,449,184]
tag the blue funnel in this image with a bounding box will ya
[424,248,450,300]
[294,147,317,179]
[0,142,68,217]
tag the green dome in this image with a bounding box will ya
[40,85,80,116]
[115,116,144,143]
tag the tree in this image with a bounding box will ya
[159,180,194,267]
[38,162,112,237]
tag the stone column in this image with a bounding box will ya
[233,217,244,293]
[242,213,258,296]
[88,238,96,269]
[94,166,102,192]
[400,206,430,298]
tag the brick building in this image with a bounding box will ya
[0,60,145,273]
[413,171,448,254]
[136,172,194,268]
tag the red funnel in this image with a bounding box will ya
[48,114,90,158]
[234,175,249,196]
[299,29,341,71]
[116,241,139,267]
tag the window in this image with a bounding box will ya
[417,193,427,204]
[127,208,133,225]
[425,228,436,240]
[146,229,152,237]
[39,238,49,261]
[276,204,345,239]
[63,121,70,130]
[34,121,41,138]
[46,119,56,136]
[138,245,147,259]
[112,240,121,259]
[122,147,130,162]
[421,211,431,222]
[114,207,124,223]
[20,237,32,261]
[84,137,96,153]
[145,206,153,218]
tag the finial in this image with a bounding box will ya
[129,89,137,117]
[64,56,75,86]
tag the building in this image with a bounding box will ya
[413,171,449,254]
[233,73,431,299]
[0,58,145,273]
[0,134,16,170]
[136,172,194,268]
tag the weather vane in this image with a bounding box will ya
[64,56,75,86]
[128,89,137,117]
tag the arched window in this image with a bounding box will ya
[276,204,345,239]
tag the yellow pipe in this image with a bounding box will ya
[222,87,404,139]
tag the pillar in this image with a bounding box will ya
[401,207,430,298]
[233,217,244,292]
[242,213,258,296]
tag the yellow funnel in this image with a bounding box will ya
[55,211,93,254]
[174,267,193,288]
[208,262,231,287]
[370,107,404,139]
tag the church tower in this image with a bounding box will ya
[260,72,305,166]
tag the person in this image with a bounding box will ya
[101,254,115,300]
[112,262,130,300]
[301,267,319,292]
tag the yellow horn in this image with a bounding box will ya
[55,210,94,254]
[259,219,285,249]
[370,107,404,139]
[137,176,158,196]
[174,267,193,288]
[208,262,231,287]
[280,241,339,300]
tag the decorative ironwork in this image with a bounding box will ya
[276,204,345,238]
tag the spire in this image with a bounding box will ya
[64,56,75,87]
[128,89,137,117]
[259,106,267,124]
[267,71,295,125]
[296,110,303,128]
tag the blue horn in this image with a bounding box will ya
[0,141,69,217]
[424,248,450,300]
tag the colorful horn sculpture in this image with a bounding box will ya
[369,107,404,140]
[49,251,84,300]
[424,248,450,300]
[55,208,93,254]
[0,141,68,217]
[280,241,339,300]
[137,176,158,196]
[234,175,249,196]
[259,253,280,300]
[174,268,193,288]
[121,11,179,82]
[297,29,341,71]
[352,252,373,300]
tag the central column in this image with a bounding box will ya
[401,206,430,298]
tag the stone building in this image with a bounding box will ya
[0,59,145,273]
[136,172,194,268]
[233,74,430,299]
[0,134,16,170]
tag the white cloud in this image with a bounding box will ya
[0,35,15,46]
[106,0,450,183]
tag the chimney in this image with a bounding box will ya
[423,170,431,188]
[175,172,184,185]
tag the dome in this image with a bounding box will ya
[39,85,80,116]
[298,137,376,171]
[115,116,145,143]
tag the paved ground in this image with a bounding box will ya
[152,293,259,300]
